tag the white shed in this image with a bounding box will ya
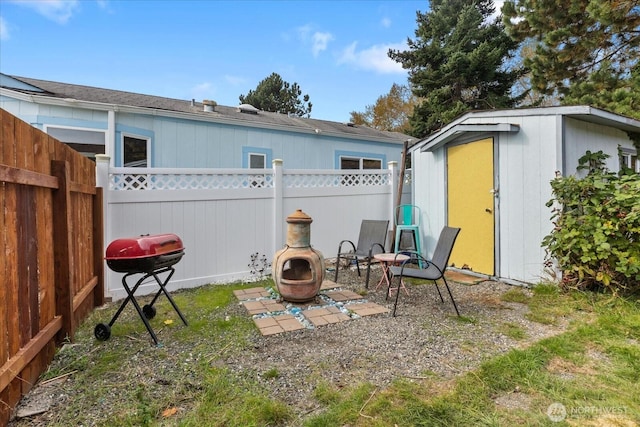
[410,106,640,285]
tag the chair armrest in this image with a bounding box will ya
[390,252,445,279]
[367,242,385,258]
[337,240,357,255]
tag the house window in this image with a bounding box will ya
[249,153,266,169]
[123,135,149,167]
[242,147,272,168]
[339,156,383,170]
[45,126,106,160]
[620,149,639,173]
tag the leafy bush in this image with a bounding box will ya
[542,151,640,295]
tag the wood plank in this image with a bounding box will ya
[72,276,99,312]
[16,186,31,347]
[1,387,11,426]
[4,182,20,358]
[0,164,59,188]
[32,128,49,175]
[51,160,75,342]
[70,181,97,195]
[1,110,16,166]
[0,181,7,367]
[36,186,55,329]
[16,115,32,170]
[0,316,62,393]
[26,187,40,339]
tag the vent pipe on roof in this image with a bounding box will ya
[238,103,259,114]
[203,99,217,112]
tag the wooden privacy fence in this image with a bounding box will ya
[0,109,104,424]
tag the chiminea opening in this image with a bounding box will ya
[282,258,313,281]
[273,209,325,302]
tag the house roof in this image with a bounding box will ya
[414,106,640,152]
[0,74,412,145]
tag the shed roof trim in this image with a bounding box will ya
[419,123,520,152]
[413,106,640,153]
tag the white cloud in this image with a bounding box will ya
[337,41,406,74]
[381,17,391,28]
[9,0,79,24]
[0,16,9,40]
[311,31,333,57]
[296,24,334,57]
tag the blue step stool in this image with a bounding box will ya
[394,204,423,258]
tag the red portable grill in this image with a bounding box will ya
[95,233,188,345]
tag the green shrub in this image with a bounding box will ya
[542,151,640,295]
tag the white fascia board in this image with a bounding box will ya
[419,123,520,152]
[1,88,405,145]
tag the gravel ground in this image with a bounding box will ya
[9,262,566,425]
[229,263,564,415]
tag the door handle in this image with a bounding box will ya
[485,208,492,214]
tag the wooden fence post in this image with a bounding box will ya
[51,160,75,342]
[93,187,105,307]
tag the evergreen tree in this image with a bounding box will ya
[390,0,522,137]
[503,0,640,118]
[239,73,312,117]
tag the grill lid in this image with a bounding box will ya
[105,233,184,260]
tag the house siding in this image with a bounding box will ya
[1,96,404,169]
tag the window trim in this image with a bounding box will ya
[335,150,385,170]
[121,133,151,167]
[620,148,639,173]
[242,146,272,168]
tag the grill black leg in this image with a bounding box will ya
[123,274,160,345]
[151,268,188,326]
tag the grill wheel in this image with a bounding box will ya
[142,304,157,319]
[94,323,111,341]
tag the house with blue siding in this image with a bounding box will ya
[0,73,411,169]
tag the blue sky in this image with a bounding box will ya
[0,0,434,123]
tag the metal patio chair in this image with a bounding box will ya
[388,226,461,317]
[334,220,389,288]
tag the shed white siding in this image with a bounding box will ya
[563,117,635,174]
[411,107,640,285]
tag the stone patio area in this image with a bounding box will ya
[234,280,390,335]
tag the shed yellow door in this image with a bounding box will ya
[447,138,495,275]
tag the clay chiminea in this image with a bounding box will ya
[272,209,325,302]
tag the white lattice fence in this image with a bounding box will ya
[109,167,275,190]
[109,168,392,191]
[283,169,391,188]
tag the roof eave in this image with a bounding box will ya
[1,88,405,144]
[419,123,520,152]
